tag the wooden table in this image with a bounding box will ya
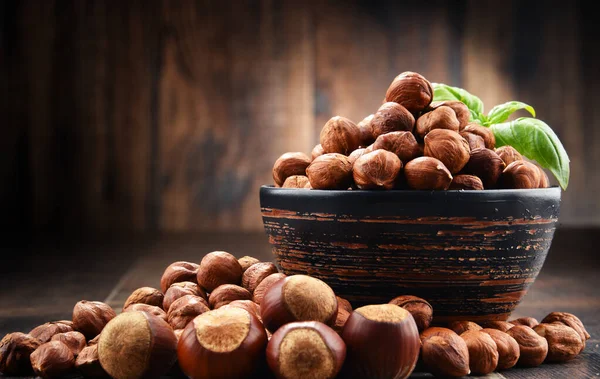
[1,229,599,378]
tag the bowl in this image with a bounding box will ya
[260,186,561,322]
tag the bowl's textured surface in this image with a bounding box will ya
[260,186,561,322]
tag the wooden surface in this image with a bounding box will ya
[1,0,599,237]
[0,229,599,378]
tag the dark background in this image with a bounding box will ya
[1,0,599,240]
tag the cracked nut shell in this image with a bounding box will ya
[306,153,353,190]
[353,149,402,190]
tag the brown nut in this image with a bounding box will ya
[87,335,100,346]
[430,101,470,128]
[30,341,75,378]
[415,106,460,139]
[404,157,453,190]
[320,116,361,155]
[495,145,523,166]
[197,250,243,292]
[221,300,261,320]
[353,149,402,190]
[29,321,74,343]
[461,330,499,375]
[208,284,252,309]
[357,114,375,147]
[160,261,199,293]
[332,304,351,335]
[336,297,353,313]
[348,148,367,166]
[282,175,310,189]
[163,282,207,312]
[167,295,211,330]
[242,262,279,294]
[507,325,548,367]
[460,131,486,150]
[75,345,107,378]
[479,320,514,332]
[463,124,496,149]
[0,332,42,375]
[420,327,470,377]
[123,287,164,309]
[238,256,260,273]
[369,102,415,138]
[541,312,590,349]
[448,321,482,335]
[253,273,286,305]
[50,332,86,357]
[424,129,470,174]
[534,323,583,362]
[306,153,354,190]
[385,71,433,114]
[72,301,116,339]
[371,131,421,163]
[464,148,506,188]
[449,174,484,190]
[311,144,325,160]
[509,317,539,328]
[389,295,433,332]
[481,328,520,370]
[273,152,312,187]
[122,303,168,322]
[501,160,541,189]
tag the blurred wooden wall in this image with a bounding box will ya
[1,0,598,236]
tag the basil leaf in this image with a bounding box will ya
[487,101,536,124]
[432,83,485,120]
[491,118,570,189]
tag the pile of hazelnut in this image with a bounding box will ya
[0,252,589,379]
[273,71,549,190]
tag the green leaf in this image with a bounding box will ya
[490,118,570,189]
[487,101,536,124]
[432,83,485,121]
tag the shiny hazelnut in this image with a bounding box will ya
[357,114,375,147]
[282,175,310,189]
[311,144,325,160]
[342,304,420,379]
[72,301,116,339]
[389,295,432,332]
[163,282,207,311]
[534,323,584,362]
[208,284,252,309]
[536,165,549,188]
[415,106,460,139]
[336,297,353,313]
[495,145,523,166]
[460,131,486,150]
[463,123,496,149]
[404,157,453,190]
[29,321,74,343]
[429,100,470,128]
[177,307,268,379]
[0,332,42,375]
[424,129,470,174]
[50,331,86,356]
[197,251,243,292]
[253,273,286,305]
[75,345,107,377]
[267,321,346,379]
[479,320,514,332]
[461,330,499,375]
[509,316,539,328]
[238,256,260,272]
[98,311,177,379]
[167,295,211,330]
[261,275,337,333]
[385,71,433,114]
[273,152,312,187]
[123,287,164,309]
[348,148,367,166]
[122,303,168,322]
[353,149,402,190]
[371,131,421,163]
[420,328,470,377]
[501,160,541,189]
[369,102,415,138]
[507,325,548,367]
[481,328,520,370]
[449,174,484,190]
[541,312,590,350]
[221,300,261,320]
[160,261,199,293]
[448,321,482,335]
[30,341,75,378]
[320,116,361,155]
[464,148,506,188]
[242,262,279,294]
[306,153,353,190]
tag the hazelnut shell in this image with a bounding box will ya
[541,312,590,349]
[123,287,164,309]
[320,116,361,155]
[272,152,311,187]
[241,262,279,294]
[370,102,415,138]
[534,323,584,362]
[464,148,505,188]
[404,157,453,190]
[0,332,42,375]
[306,153,353,190]
[370,131,421,163]
[72,301,116,339]
[160,261,199,293]
[167,295,211,330]
[163,282,206,312]
[197,251,243,292]
[448,321,482,335]
[420,331,470,377]
[50,331,87,356]
[461,330,499,375]
[30,341,75,378]
[388,295,433,332]
[501,160,541,189]
[463,124,496,149]
[430,100,470,128]
[353,149,402,190]
[507,325,548,367]
[424,129,470,174]
[208,284,252,309]
[385,71,433,114]
[449,174,484,190]
[415,106,460,139]
[480,328,520,370]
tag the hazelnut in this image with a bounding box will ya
[261,275,338,333]
[336,296,353,313]
[167,295,211,330]
[464,148,505,188]
[370,102,415,138]
[509,316,539,328]
[415,106,460,139]
[463,123,496,149]
[404,157,453,190]
[311,144,325,160]
[537,165,549,188]
[424,129,470,174]
[332,304,351,335]
[50,331,86,356]
[320,116,361,155]
[388,295,433,332]
[177,307,268,379]
[87,334,100,346]
[253,273,286,305]
[208,284,252,309]
[479,320,514,332]
[98,311,177,379]
[197,251,243,292]
[267,321,346,379]
[541,312,590,349]
[160,261,199,293]
[75,345,107,378]
[122,303,168,322]
[72,301,116,339]
[348,148,367,166]
[306,153,353,190]
[507,325,548,367]
[449,174,484,190]
[238,256,260,272]
[495,145,523,166]
[371,131,421,163]
[481,328,520,370]
[501,160,541,189]
[123,287,164,309]
[221,300,261,320]
[29,321,74,343]
[30,341,75,378]
[242,262,279,294]
[448,321,482,335]
[357,114,375,147]
[385,71,433,114]
[461,330,499,375]
[341,304,420,379]
[420,328,470,377]
[282,175,310,189]
[273,152,312,187]
[534,323,583,362]
[163,282,207,312]
[0,332,42,375]
[460,131,486,150]
[353,149,402,190]
[430,100,470,128]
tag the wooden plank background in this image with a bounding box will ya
[1,0,598,236]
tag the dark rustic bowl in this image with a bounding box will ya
[260,186,560,322]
